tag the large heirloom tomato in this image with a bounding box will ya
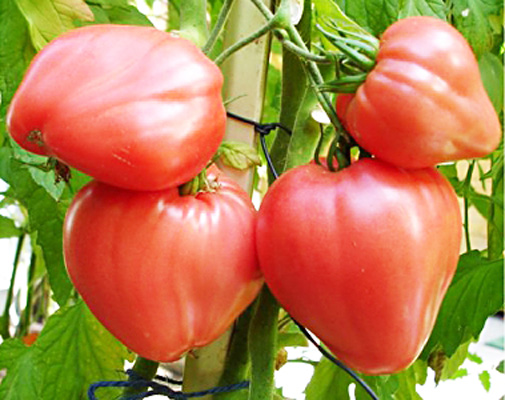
[7,24,225,191]
[336,17,501,168]
[63,170,262,362]
[256,159,461,374]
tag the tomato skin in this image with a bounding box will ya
[63,170,262,362]
[337,17,501,168]
[256,159,461,374]
[7,24,225,191]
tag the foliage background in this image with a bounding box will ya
[0,0,503,399]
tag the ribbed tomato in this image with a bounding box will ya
[336,17,501,168]
[256,159,462,374]
[63,170,262,362]
[7,24,225,191]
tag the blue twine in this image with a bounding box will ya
[87,369,249,400]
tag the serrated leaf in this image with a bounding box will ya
[479,370,491,391]
[14,0,94,50]
[0,148,72,305]
[219,141,261,170]
[451,0,502,58]
[393,360,427,400]
[306,357,426,400]
[334,0,400,36]
[0,301,131,400]
[0,339,42,400]
[84,0,153,26]
[479,52,504,114]
[305,357,353,399]
[422,251,504,358]
[314,0,372,36]
[0,0,36,138]
[398,0,447,19]
[428,340,471,382]
[0,215,21,238]
[37,300,131,400]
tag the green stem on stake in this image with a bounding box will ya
[247,287,279,400]
[463,161,475,252]
[17,253,36,338]
[122,356,160,397]
[487,155,503,260]
[249,0,349,143]
[0,233,26,339]
[203,0,236,55]
[214,305,256,400]
[214,18,278,66]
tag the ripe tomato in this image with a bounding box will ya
[63,169,262,362]
[7,24,225,191]
[336,17,501,168]
[256,159,461,374]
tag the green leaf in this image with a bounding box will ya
[479,370,491,391]
[451,0,502,58]
[277,332,308,349]
[467,352,484,364]
[422,251,504,358]
[479,52,504,114]
[0,0,36,137]
[314,0,373,36]
[37,301,131,399]
[85,0,153,26]
[306,357,426,400]
[0,301,131,400]
[0,339,42,400]
[428,341,471,382]
[398,0,447,19]
[0,148,72,305]
[218,141,261,170]
[452,368,469,379]
[496,360,504,373]
[0,215,21,238]
[334,0,400,36]
[14,0,94,50]
[393,360,427,400]
[305,357,352,400]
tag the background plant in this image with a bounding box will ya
[0,0,502,399]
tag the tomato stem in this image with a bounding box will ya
[463,161,475,252]
[214,18,277,66]
[202,0,235,55]
[122,356,159,397]
[179,169,217,196]
[0,233,26,340]
[247,287,279,400]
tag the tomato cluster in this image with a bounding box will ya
[256,17,498,374]
[7,16,499,375]
[8,25,262,363]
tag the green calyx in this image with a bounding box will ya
[316,21,379,94]
[179,169,219,196]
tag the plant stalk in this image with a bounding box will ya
[0,233,26,339]
[122,356,159,397]
[203,0,236,55]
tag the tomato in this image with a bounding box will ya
[63,169,263,362]
[256,159,461,374]
[336,16,501,168]
[22,332,39,346]
[7,24,225,191]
